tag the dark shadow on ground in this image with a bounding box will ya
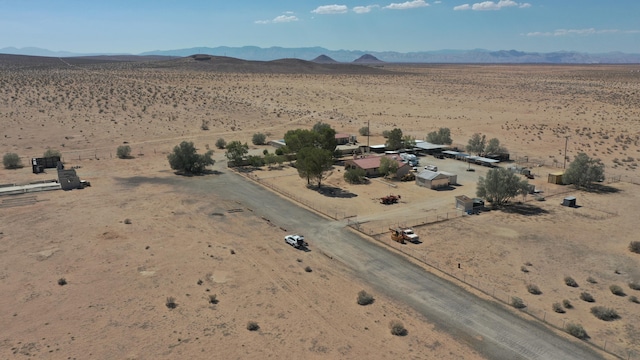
[307,185,357,198]
[172,169,224,177]
[435,186,456,191]
[501,203,549,216]
[584,183,621,194]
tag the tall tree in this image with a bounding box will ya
[402,135,416,149]
[295,147,333,187]
[379,156,400,178]
[283,129,318,154]
[466,133,486,155]
[563,153,604,189]
[167,141,215,174]
[312,121,337,152]
[485,138,508,155]
[224,141,249,166]
[426,127,453,145]
[386,128,404,150]
[476,167,529,207]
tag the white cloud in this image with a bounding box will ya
[255,14,299,24]
[384,0,430,10]
[526,28,640,37]
[353,5,380,13]
[454,0,529,11]
[434,0,442,3]
[311,4,349,14]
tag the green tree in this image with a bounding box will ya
[264,153,278,168]
[3,152,22,169]
[426,127,452,145]
[252,133,267,145]
[476,167,529,207]
[225,141,249,166]
[379,156,399,178]
[295,147,333,187]
[167,141,215,174]
[43,149,61,158]
[466,133,486,155]
[402,135,416,149]
[563,153,604,189]
[116,145,132,159]
[247,155,264,168]
[344,167,367,184]
[312,121,337,152]
[485,138,507,155]
[283,129,319,154]
[359,126,370,136]
[215,138,226,149]
[386,128,403,151]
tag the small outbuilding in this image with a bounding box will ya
[439,171,457,185]
[455,195,474,212]
[416,170,449,189]
[562,196,577,207]
[548,172,564,184]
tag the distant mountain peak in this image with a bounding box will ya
[312,54,338,63]
[353,54,383,64]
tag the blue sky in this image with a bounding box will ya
[1,0,639,54]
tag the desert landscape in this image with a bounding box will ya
[1,54,639,359]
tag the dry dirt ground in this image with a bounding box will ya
[1,57,639,358]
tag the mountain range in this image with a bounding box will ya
[2,46,640,64]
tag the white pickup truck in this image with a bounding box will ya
[401,229,420,243]
[284,234,306,249]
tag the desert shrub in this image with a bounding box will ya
[580,292,595,302]
[304,266,312,273]
[629,296,639,304]
[247,155,264,167]
[230,249,235,255]
[344,168,367,184]
[524,261,532,266]
[357,290,375,306]
[511,297,526,309]
[3,152,22,169]
[43,149,61,158]
[564,276,578,287]
[166,297,177,309]
[57,278,67,286]
[116,145,132,159]
[389,321,407,336]
[565,323,588,340]
[359,126,370,136]
[252,132,267,145]
[562,299,573,309]
[586,276,597,284]
[124,218,132,224]
[520,266,529,273]
[275,147,284,156]
[527,284,542,295]
[552,302,565,313]
[215,138,226,149]
[590,306,620,321]
[610,284,625,296]
[246,321,260,331]
[629,241,640,254]
[208,294,218,304]
[200,119,209,130]
[382,130,391,138]
[629,281,640,291]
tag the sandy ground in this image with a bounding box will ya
[1,60,639,358]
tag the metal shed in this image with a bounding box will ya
[562,196,576,207]
[548,172,564,184]
[416,170,449,189]
[439,171,457,185]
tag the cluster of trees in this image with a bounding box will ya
[466,133,508,156]
[426,128,453,145]
[284,122,337,188]
[167,141,215,175]
[564,153,604,189]
[384,128,415,151]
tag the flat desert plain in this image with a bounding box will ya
[1,55,639,359]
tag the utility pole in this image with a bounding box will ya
[367,120,370,148]
[563,136,570,169]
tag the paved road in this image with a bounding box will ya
[188,164,604,360]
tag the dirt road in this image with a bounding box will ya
[182,161,604,360]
